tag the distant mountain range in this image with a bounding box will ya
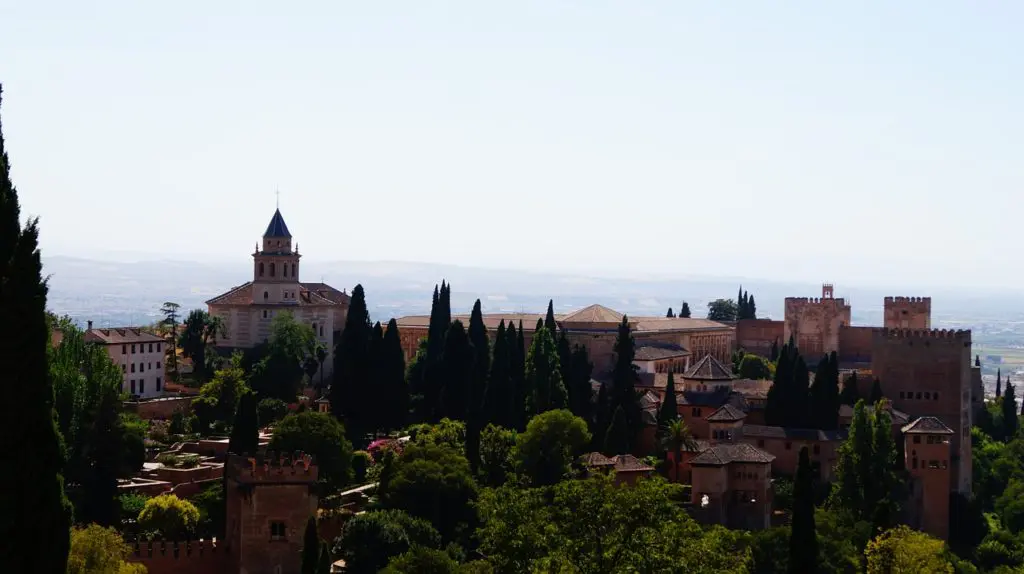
[43,256,1021,338]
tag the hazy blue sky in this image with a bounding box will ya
[1,2,1021,289]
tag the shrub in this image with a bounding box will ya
[137,494,200,538]
[352,450,373,484]
[68,524,147,574]
[258,398,289,426]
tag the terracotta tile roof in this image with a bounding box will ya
[394,313,546,331]
[613,454,655,472]
[579,452,615,467]
[690,443,775,466]
[206,281,349,307]
[742,424,846,442]
[730,378,772,399]
[679,388,732,408]
[706,404,747,422]
[632,317,733,332]
[838,404,910,426]
[635,344,690,361]
[901,416,954,435]
[561,304,624,324]
[264,208,292,238]
[683,355,734,381]
[85,328,164,345]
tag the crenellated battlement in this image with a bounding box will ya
[131,538,222,559]
[873,328,971,343]
[884,296,931,304]
[227,451,318,483]
[785,297,848,306]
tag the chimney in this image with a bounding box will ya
[87,320,93,331]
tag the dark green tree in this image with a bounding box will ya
[567,344,594,424]
[997,369,1003,398]
[706,298,738,321]
[249,313,316,401]
[228,392,259,455]
[748,294,757,319]
[975,355,980,367]
[1003,381,1018,441]
[317,543,332,574]
[544,299,557,333]
[179,309,223,381]
[809,352,840,430]
[766,342,810,427]
[680,302,691,318]
[484,321,514,428]
[160,301,182,375]
[789,447,818,574]
[382,444,478,542]
[665,308,674,318]
[535,317,544,333]
[381,319,408,432]
[610,316,641,450]
[269,411,354,490]
[334,284,372,439]
[302,516,321,574]
[466,301,490,473]
[515,409,591,487]
[334,509,441,573]
[367,322,386,433]
[869,401,898,532]
[0,85,72,573]
[870,378,884,404]
[511,321,527,431]
[839,372,860,406]
[770,339,779,361]
[603,406,631,455]
[656,372,678,437]
[525,327,567,417]
[439,320,473,421]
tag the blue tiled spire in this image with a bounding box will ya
[263,208,292,238]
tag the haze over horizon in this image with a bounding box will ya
[3,2,1022,290]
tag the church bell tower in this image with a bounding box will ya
[252,209,301,304]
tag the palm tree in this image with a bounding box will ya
[661,419,699,483]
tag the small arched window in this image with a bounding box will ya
[291,263,296,277]
[259,262,265,277]
[270,263,276,277]
[282,264,287,278]
[264,291,269,301]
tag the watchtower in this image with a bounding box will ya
[783,284,852,356]
[902,417,954,540]
[225,452,319,574]
[871,328,972,494]
[884,296,932,330]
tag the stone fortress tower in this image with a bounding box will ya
[783,284,852,356]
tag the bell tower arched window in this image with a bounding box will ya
[291,263,296,278]
[283,264,288,278]
[259,262,265,277]
[270,263,276,277]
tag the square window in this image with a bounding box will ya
[270,521,287,541]
[916,392,922,400]
[131,364,136,373]
[122,344,127,355]
[149,343,153,353]
[157,343,162,353]
[924,392,930,400]
[899,391,905,399]
[131,344,136,354]
[934,392,939,401]
[157,361,161,369]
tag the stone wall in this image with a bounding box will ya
[784,296,851,356]
[884,296,932,330]
[124,396,194,420]
[127,540,226,574]
[735,319,784,357]
[838,326,874,364]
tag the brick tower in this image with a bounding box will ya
[884,296,932,330]
[902,417,954,540]
[783,284,851,356]
[225,452,318,574]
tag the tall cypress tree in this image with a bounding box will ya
[485,320,513,428]
[765,343,791,426]
[1003,381,1018,441]
[381,319,408,432]
[439,320,473,421]
[869,401,897,531]
[466,301,490,473]
[666,308,674,318]
[0,86,72,573]
[317,543,332,574]
[748,294,757,319]
[228,392,259,454]
[593,380,611,450]
[737,286,744,317]
[367,321,385,435]
[524,327,567,417]
[334,284,372,440]
[611,316,641,450]
[544,299,557,333]
[792,354,811,427]
[790,447,818,574]
[840,372,860,406]
[997,369,1002,398]
[513,321,527,430]
[770,339,779,362]
[301,516,321,574]
[680,302,691,318]
[809,353,840,430]
[975,355,980,367]
[568,344,594,423]
[535,317,544,333]
[604,406,630,455]
[870,378,884,405]
[656,372,678,436]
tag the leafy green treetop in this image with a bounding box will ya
[706,298,738,321]
[514,409,591,487]
[679,302,691,318]
[524,327,568,417]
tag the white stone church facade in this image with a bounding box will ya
[206,209,349,378]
